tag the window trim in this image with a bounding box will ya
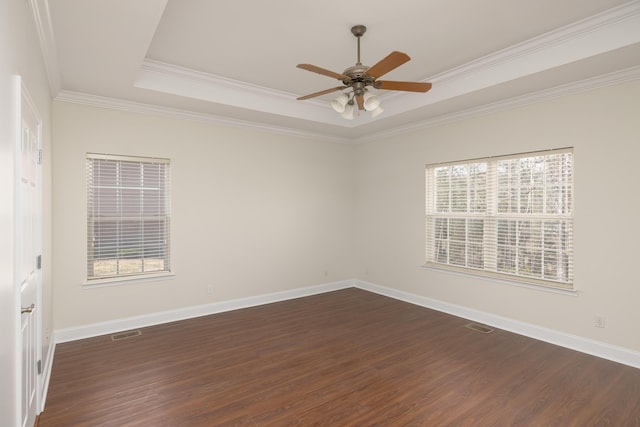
[420,263,577,296]
[86,152,172,284]
[82,271,175,288]
[424,147,574,291]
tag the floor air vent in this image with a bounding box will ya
[111,329,142,341]
[465,323,494,334]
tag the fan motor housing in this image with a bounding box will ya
[342,64,375,86]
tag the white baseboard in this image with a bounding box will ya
[39,337,55,412]
[54,280,352,343]
[354,279,640,370]
[52,278,640,370]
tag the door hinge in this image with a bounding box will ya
[36,254,42,270]
[37,149,43,165]
[37,360,42,375]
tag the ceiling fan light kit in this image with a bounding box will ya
[363,91,380,111]
[331,93,350,113]
[296,24,432,120]
[341,102,356,120]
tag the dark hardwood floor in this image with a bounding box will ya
[39,288,640,426]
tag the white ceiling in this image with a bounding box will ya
[33,0,640,142]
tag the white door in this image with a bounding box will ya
[17,81,42,427]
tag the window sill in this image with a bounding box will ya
[83,272,175,289]
[421,264,577,296]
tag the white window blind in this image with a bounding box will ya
[87,153,171,281]
[425,148,573,289]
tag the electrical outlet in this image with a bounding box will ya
[207,285,214,295]
[594,315,605,328]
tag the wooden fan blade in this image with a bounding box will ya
[376,81,432,92]
[297,64,351,82]
[356,94,364,110]
[366,51,411,79]
[296,86,347,101]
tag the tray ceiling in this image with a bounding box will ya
[32,0,640,142]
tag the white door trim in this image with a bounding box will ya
[16,76,44,427]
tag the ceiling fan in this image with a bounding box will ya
[296,25,432,118]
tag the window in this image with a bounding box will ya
[87,153,171,281]
[425,148,573,289]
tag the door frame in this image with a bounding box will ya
[15,75,43,426]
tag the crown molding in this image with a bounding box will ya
[54,90,352,144]
[57,63,640,145]
[136,59,351,128]
[48,1,640,142]
[136,1,640,131]
[70,65,640,144]
[26,0,61,96]
[425,0,640,86]
[140,59,299,100]
[369,1,640,125]
[359,65,640,143]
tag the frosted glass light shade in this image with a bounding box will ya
[363,92,380,111]
[341,102,355,120]
[331,93,349,113]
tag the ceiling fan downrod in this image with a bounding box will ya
[342,25,372,89]
[351,25,367,66]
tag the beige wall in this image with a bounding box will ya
[354,79,640,352]
[52,73,640,356]
[52,102,355,329]
[1,0,53,425]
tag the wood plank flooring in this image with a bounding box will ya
[39,288,640,426]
